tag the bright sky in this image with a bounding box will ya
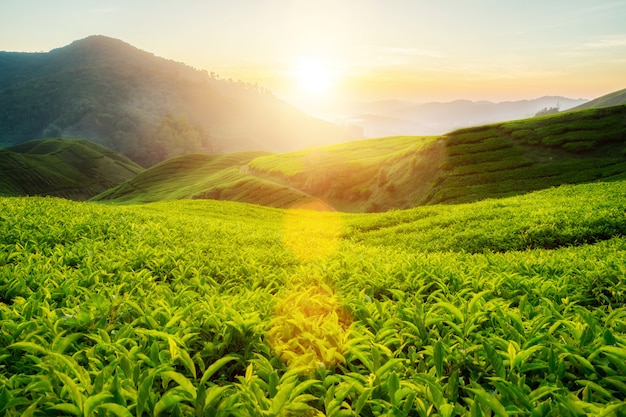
[1,0,625,115]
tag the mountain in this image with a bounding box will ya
[0,35,360,166]
[568,87,626,111]
[0,138,142,200]
[338,96,588,137]
[94,105,626,212]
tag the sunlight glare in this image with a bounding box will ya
[282,202,343,263]
[267,282,351,371]
[293,56,335,97]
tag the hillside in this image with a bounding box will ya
[0,138,142,200]
[0,35,359,166]
[568,87,626,111]
[94,136,435,210]
[248,135,440,212]
[94,104,626,212]
[251,104,626,211]
[1,180,625,415]
[92,151,318,208]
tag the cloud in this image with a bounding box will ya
[582,35,626,49]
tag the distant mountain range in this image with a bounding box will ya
[0,35,360,166]
[338,96,589,137]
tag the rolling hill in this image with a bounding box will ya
[0,138,142,200]
[95,105,626,212]
[91,151,320,208]
[0,35,360,167]
[568,87,626,111]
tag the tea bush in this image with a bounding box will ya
[1,181,625,415]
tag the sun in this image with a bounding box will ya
[293,56,334,97]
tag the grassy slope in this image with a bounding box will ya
[251,105,626,211]
[428,105,626,204]
[0,138,142,200]
[568,87,626,111]
[1,180,625,415]
[92,151,318,208]
[249,135,439,211]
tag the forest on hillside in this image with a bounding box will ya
[0,36,359,167]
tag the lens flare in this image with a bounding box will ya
[282,202,343,263]
[267,283,352,370]
[293,56,335,97]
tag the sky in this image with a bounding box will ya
[1,0,626,116]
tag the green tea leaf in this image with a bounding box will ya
[354,387,372,415]
[468,386,508,417]
[49,403,81,416]
[434,340,444,378]
[153,391,186,417]
[529,385,561,402]
[97,403,133,417]
[83,392,114,417]
[439,403,455,417]
[436,302,464,323]
[387,371,400,405]
[161,371,197,400]
[199,355,238,385]
[483,341,505,379]
[55,371,84,412]
[8,342,47,355]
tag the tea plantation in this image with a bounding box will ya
[1,180,625,416]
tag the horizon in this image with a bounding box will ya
[1,1,625,117]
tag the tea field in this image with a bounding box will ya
[1,180,626,416]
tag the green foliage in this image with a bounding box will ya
[535,106,560,117]
[1,179,626,415]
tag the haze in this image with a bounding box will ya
[2,0,625,118]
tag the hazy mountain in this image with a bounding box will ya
[568,87,626,111]
[339,96,588,137]
[0,35,360,166]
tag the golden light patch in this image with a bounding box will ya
[267,284,352,370]
[282,203,343,263]
[292,56,335,97]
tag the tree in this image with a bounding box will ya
[535,106,560,117]
[43,123,62,138]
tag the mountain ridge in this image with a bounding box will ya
[339,95,589,137]
[0,35,360,166]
